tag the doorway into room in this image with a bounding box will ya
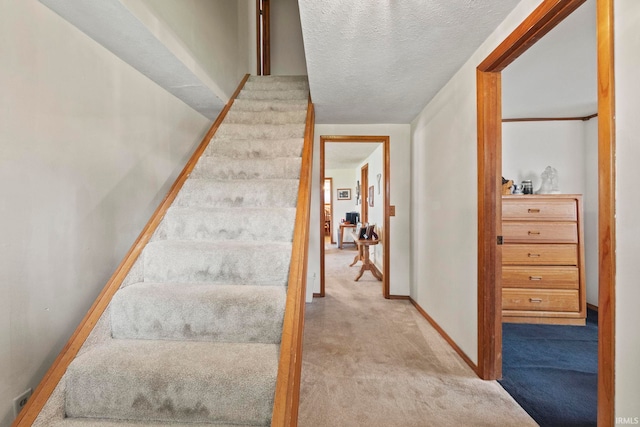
[476,0,615,424]
[319,135,391,299]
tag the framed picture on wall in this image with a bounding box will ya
[337,188,351,200]
[368,186,374,207]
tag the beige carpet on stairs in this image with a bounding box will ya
[298,246,538,427]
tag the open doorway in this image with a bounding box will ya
[323,177,335,245]
[476,0,615,424]
[319,135,391,299]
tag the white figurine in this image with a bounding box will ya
[538,166,560,194]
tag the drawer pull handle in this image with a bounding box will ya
[529,298,543,303]
[527,253,541,258]
[528,231,541,235]
[528,208,541,213]
[529,276,543,281]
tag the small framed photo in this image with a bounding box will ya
[368,186,374,207]
[337,188,351,200]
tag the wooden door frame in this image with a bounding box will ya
[319,135,391,299]
[324,177,336,244]
[476,0,615,424]
[361,163,369,223]
[255,0,270,75]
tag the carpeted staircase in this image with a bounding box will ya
[34,76,309,426]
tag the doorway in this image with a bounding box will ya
[324,177,335,244]
[476,0,615,424]
[319,135,391,299]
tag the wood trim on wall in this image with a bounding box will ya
[476,69,503,380]
[502,113,597,122]
[255,0,271,75]
[271,99,314,427]
[477,0,615,424]
[319,136,391,299]
[596,0,615,424]
[11,75,251,427]
[410,298,479,376]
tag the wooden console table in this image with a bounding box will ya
[349,231,382,281]
[338,223,356,249]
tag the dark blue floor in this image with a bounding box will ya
[499,310,598,427]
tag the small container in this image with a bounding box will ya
[522,180,533,194]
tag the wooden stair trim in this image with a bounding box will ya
[271,97,314,427]
[12,74,250,427]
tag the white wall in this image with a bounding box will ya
[126,0,254,99]
[307,124,411,302]
[270,0,308,75]
[502,119,599,306]
[0,2,210,426]
[410,0,548,364]
[614,0,640,419]
[503,121,586,193]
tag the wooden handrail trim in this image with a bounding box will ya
[12,74,250,427]
[271,98,314,427]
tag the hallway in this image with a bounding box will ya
[298,246,536,426]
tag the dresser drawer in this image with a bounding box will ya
[502,266,579,289]
[503,289,579,312]
[503,222,577,244]
[503,198,577,221]
[503,244,578,265]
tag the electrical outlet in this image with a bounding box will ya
[13,388,32,418]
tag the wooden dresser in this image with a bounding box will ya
[502,195,586,325]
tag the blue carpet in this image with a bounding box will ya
[499,310,598,427]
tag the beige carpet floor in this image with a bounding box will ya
[298,245,537,427]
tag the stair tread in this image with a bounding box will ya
[224,110,306,124]
[215,123,305,140]
[111,283,286,343]
[230,99,308,112]
[173,179,299,208]
[191,156,301,180]
[66,340,278,425]
[44,419,259,427]
[153,206,296,242]
[204,137,303,159]
[143,240,292,285]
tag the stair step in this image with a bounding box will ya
[41,419,253,427]
[154,207,296,242]
[231,98,308,112]
[247,75,307,83]
[143,240,292,285]
[215,123,305,139]
[191,156,301,180]
[204,138,304,159]
[243,80,308,91]
[111,283,286,343]
[242,80,309,92]
[65,340,278,425]
[237,89,308,101]
[224,109,307,124]
[173,179,299,208]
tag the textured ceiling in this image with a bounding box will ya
[502,0,596,118]
[298,0,522,124]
